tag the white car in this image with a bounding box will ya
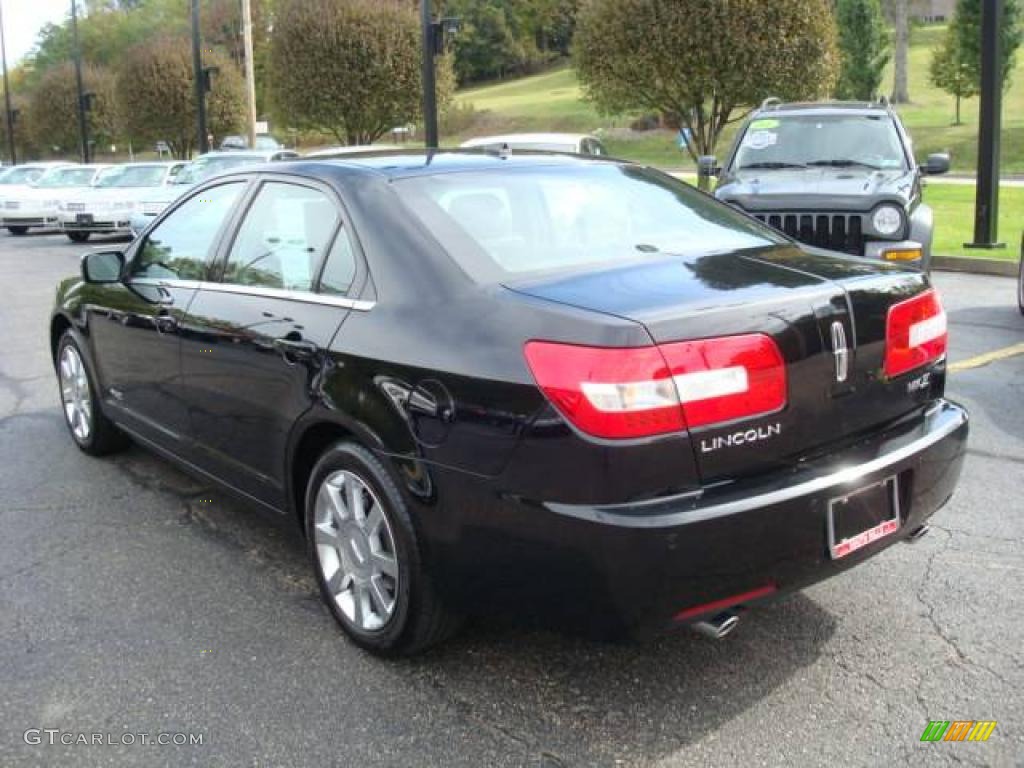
[58,161,186,242]
[304,144,401,158]
[460,133,607,156]
[0,165,109,235]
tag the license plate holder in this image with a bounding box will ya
[828,476,900,559]
[76,213,93,224]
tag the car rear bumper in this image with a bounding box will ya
[420,399,968,637]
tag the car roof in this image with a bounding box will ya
[460,133,598,148]
[114,161,183,168]
[195,150,285,161]
[753,101,893,119]
[255,149,622,181]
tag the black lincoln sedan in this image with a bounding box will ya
[50,151,968,655]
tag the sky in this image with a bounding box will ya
[2,0,69,66]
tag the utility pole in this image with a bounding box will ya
[71,0,90,163]
[966,0,1005,249]
[420,0,438,149]
[0,0,16,165]
[191,0,209,155]
[241,0,257,148]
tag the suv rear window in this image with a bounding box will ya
[394,165,783,280]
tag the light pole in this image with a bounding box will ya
[71,0,90,163]
[420,0,438,149]
[966,0,1005,249]
[241,0,257,148]
[0,0,16,165]
[191,0,209,155]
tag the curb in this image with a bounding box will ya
[932,255,1020,277]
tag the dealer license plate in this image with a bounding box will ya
[828,477,900,559]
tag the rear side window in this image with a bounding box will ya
[319,229,358,296]
[132,182,245,280]
[223,182,339,291]
[394,165,783,280]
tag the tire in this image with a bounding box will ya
[305,441,460,655]
[56,331,128,456]
[66,231,91,243]
[7,225,28,235]
[1018,254,1024,316]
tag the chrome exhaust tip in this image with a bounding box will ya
[907,524,931,543]
[693,611,740,640]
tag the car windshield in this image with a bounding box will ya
[94,165,168,188]
[733,114,908,172]
[32,167,96,188]
[174,156,260,185]
[0,167,46,185]
[394,164,784,280]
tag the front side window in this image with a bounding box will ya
[394,165,783,280]
[222,182,339,291]
[732,114,908,172]
[131,182,245,281]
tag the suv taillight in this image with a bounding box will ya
[884,289,947,378]
[523,334,787,439]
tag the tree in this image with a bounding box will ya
[26,63,120,156]
[890,0,911,103]
[836,0,890,100]
[953,0,1023,90]
[929,21,974,124]
[575,0,839,162]
[117,37,245,158]
[448,0,529,84]
[268,0,454,145]
[930,0,1022,124]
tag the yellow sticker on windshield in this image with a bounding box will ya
[749,119,780,130]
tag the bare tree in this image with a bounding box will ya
[890,0,911,102]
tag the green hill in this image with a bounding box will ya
[453,23,1024,175]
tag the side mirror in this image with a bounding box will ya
[697,155,721,177]
[921,153,950,175]
[81,250,125,284]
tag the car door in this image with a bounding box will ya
[87,180,248,449]
[179,176,364,508]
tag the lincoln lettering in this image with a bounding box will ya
[700,423,782,453]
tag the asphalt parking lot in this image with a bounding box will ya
[0,230,1021,768]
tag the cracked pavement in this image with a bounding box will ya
[0,234,1021,767]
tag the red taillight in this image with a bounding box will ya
[660,334,787,429]
[884,289,947,378]
[522,342,685,439]
[523,334,787,440]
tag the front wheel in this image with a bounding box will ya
[66,231,91,243]
[1018,255,1023,315]
[7,225,28,235]
[305,442,460,655]
[56,331,128,456]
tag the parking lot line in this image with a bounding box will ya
[948,342,1024,373]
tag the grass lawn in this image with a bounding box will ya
[925,184,1023,259]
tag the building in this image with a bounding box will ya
[910,0,955,22]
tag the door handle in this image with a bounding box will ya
[273,337,318,362]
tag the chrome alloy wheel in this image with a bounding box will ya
[59,344,92,442]
[314,470,399,632]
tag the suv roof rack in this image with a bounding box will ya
[759,97,783,111]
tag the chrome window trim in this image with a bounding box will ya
[128,278,375,312]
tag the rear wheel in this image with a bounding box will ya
[7,226,28,235]
[305,442,459,655]
[66,231,91,243]
[56,331,128,456]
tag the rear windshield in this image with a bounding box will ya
[394,165,783,280]
[33,167,96,187]
[95,165,167,188]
